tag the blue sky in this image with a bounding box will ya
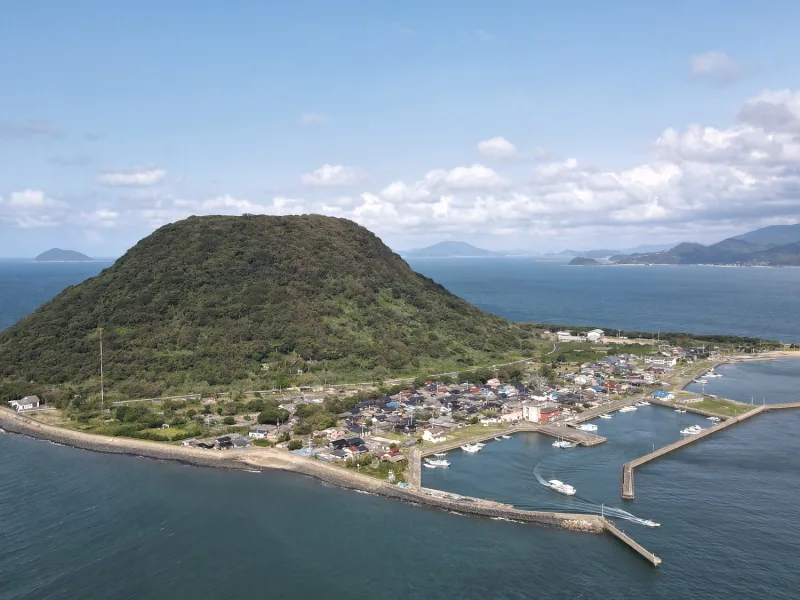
[2,0,800,256]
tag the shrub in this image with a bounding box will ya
[287,439,303,451]
[223,416,236,425]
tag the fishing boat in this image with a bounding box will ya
[680,425,703,435]
[636,401,651,406]
[501,434,512,439]
[425,458,451,467]
[707,416,721,423]
[599,414,612,419]
[494,437,503,441]
[706,369,722,378]
[423,463,438,469]
[461,444,482,453]
[618,406,637,413]
[434,452,447,457]
[547,479,576,496]
[577,423,598,432]
[694,379,708,385]
[674,408,686,413]
[552,440,572,448]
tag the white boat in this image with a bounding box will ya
[434,452,447,457]
[461,444,482,453]
[642,520,661,527]
[599,414,612,419]
[707,416,721,423]
[694,379,708,385]
[637,401,651,406]
[674,408,686,413]
[425,458,451,467]
[577,423,598,432]
[501,434,512,439]
[552,440,573,448]
[423,463,438,469]
[547,479,577,496]
[494,437,503,441]
[680,425,703,435]
[618,406,637,413]
[706,369,722,378]
[474,442,486,448]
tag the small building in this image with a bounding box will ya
[422,428,447,443]
[522,402,541,423]
[540,404,560,423]
[9,395,41,412]
[249,425,271,439]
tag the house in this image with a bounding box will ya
[480,416,502,426]
[586,329,605,343]
[539,404,560,423]
[422,428,447,443]
[651,390,675,401]
[522,402,541,423]
[9,395,41,412]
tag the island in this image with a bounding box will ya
[402,241,502,258]
[33,248,93,262]
[569,257,601,266]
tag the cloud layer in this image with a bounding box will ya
[3,89,800,247]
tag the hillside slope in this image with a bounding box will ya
[0,215,535,398]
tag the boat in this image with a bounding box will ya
[706,369,722,378]
[461,444,482,453]
[474,442,486,448]
[674,408,686,413]
[577,423,598,432]
[547,479,576,496]
[599,414,612,419]
[494,437,503,441]
[552,440,573,448]
[434,452,447,457]
[501,434,512,439]
[638,401,651,406]
[680,425,703,435]
[694,379,708,385]
[425,458,451,467]
[641,520,661,527]
[707,416,721,423]
[423,463,438,469]
[618,406,637,413]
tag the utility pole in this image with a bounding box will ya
[98,327,105,415]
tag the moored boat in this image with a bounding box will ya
[461,444,482,453]
[618,406,637,413]
[577,423,598,432]
[680,425,703,435]
[501,434,512,439]
[599,414,612,419]
[552,440,572,448]
[425,458,451,467]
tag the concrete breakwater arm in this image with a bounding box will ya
[621,406,767,499]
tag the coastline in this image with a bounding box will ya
[0,408,604,535]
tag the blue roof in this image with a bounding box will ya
[386,401,401,408]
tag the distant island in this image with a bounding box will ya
[611,223,800,266]
[402,241,502,258]
[33,248,93,262]
[569,257,601,266]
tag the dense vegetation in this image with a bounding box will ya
[0,215,538,403]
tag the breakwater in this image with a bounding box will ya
[621,403,800,499]
[1,408,663,565]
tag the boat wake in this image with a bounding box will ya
[532,462,659,527]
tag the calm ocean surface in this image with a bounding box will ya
[2,259,800,599]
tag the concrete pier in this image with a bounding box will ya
[603,519,662,566]
[621,405,767,499]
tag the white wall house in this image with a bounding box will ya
[9,395,41,412]
[522,402,541,423]
[422,429,447,443]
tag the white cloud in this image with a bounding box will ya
[0,190,68,228]
[689,51,744,87]
[477,137,519,159]
[423,164,507,190]
[7,89,800,248]
[96,168,167,187]
[302,164,361,187]
[300,113,328,125]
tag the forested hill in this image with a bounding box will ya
[33,248,92,262]
[0,215,536,399]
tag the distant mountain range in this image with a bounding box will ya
[611,224,800,266]
[33,248,93,262]
[402,241,502,258]
[552,243,677,258]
